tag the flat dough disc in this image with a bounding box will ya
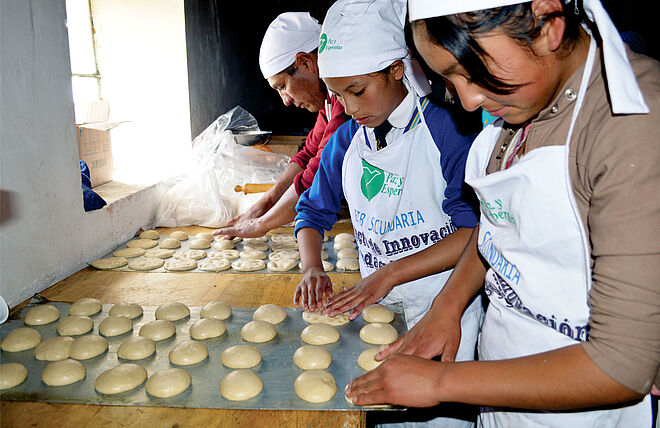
[252,304,287,324]
[146,368,191,398]
[357,347,384,371]
[168,231,189,241]
[243,236,268,243]
[208,249,240,260]
[337,248,358,259]
[98,315,133,337]
[220,369,263,401]
[359,323,398,345]
[173,250,207,260]
[42,359,86,386]
[24,304,60,325]
[336,258,359,271]
[334,233,356,242]
[190,238,211,250]
[57,315,94,336]
[239,250,267,260]
[169,340,208,366]
[240,320,276,343]
[200,302,232,320]
[139,319,175,341]
[302,310,350,326]
[333,240,355,251]
[113,247,146,258]
[160,238,182,249]
[198,259,231,272]
[0,363,28,390]
[301,324,340,345]
[213,240,235,250]
[139,230,160,240]
[195,232,213,241]
[270,242,299,251]
[267,259,298,272]
[164,259,198,272]
[34,336,74,361]
[69,335,108,360]
[189,318,226,340]
[221,345,262,369]
[69,298,102,316]
[293,345,332,370]
[94,363,147,394]
[109,303,143,319]
[361,304,394,323]
[144,249,175,259]
[298,260,334,272]
[268,250,300,261]
[294,370,337,403]
[155,302,190,321]
[243,243,268,252]
[232,259,266,272]
[117,336,155,360]
[128,257,165,271]
[269,234,296,243]
[126,239,158,249]
[91,257,128,270]
[1,327,41,352]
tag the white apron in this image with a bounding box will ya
[465,37,652,427]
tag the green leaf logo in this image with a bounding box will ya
[360,159,384,201]
[319,33,328,54]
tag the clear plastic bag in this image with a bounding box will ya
[155,107,289,228]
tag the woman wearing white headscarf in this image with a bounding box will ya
[346,0,659,427]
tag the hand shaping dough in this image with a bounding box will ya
[144,249,175,259]
[334,233,356,242]
[169,340,209,365]
[298,260,334,272]
[190,238,211,250]
[24,304,61,325]
[337,248,358,259]
[294,369,337,403]
[164,259,198,272]
[200,302,232,320]
[198,259,231,272]
[109,303,143,319]
[126,239,158,249]
[213,240,235,250]
[128,257,165,271]
[336,258,359,271]
[69,298,102,316]
[357,347,384,371]
[1,327,41,352]
[98,315,133,337]
[139,230,160,240]
[301,324,340,345]
[361,304,394,323]
[232,259,266,272]
[220,369,263,401]
[0,363,28,390]
[267,259,298,272]
[240,320,276,343]
[239,250,267,260]
[208,249,240,260]
[146,368,191,398]
[94,363,147,394]
[155,302,190,321]
[243,243,269,252]
[168,231,189,241]
[91,257,129,270]
[359,323,398,345]
[221,345,262,369]
[333,240,355,251]
[69,335,108,360]
[189,318,226,340]
[268,250,300,261]
[293,345,332,370]
[195,232,213,241]
[34,336,74,361]
[42,359,86,386]
[173,250,207,260]
[302,310,350,326]
[57,315,94,336]
[117,336,155,360]
[252,304,287,324]
[113,247,146,258]
[139,319,176,341]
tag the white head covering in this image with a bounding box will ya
[407,0,648,114]
[318,0,431,97]
[259,12,321,79]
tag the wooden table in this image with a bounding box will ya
[1,225,366,428]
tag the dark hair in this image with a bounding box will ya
[282,48,319,76]
[420,1,584,94]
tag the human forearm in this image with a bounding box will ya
[256,185,298,232]
[298,227,325,270]
[264,163,303,205]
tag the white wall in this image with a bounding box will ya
[0,0,166,308]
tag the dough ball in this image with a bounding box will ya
[243,236,268,244]
[91,257,128,270]
[126,239,158,249]
[268,250,300,261]
[294,370,337,403]
[190,238,211,250]
[169,340,208,366]
[359,323,398,345]
[293,345,332,370]
[239,250,267,260]
[301,324,340,345]
[98,315,133,337]
[269,234,296,243]
[302,310,349,326]
[189,318,226,340]
[333,240,355,251]
[139,230,160,240]
[267,259,298,272]
[195,232,213,242]
[34,336,74,361]
[69,335,108,360]
[145,368,191,398]
[117,336,155,360]
[139,319,176,341]
[335,233,356,242]
[357,347,384,371]
[41,359,86,386]
[169,231,189,241]
[221,344,262,369]
[144,249,175,259]
[24,304,61,325]
[213,240,235,250]
[220,369,263,401]
[173,250,207,260]
[155,302,190,321]
[361,304,394,323]
[320,250,329,260]
[0,363,28,390]
[336,258,359,271]
[198,259,231,272]
[231,259,266,272]
[337,248,358,259]
[253,304,287,324]
[109,303,143,319]
[160,238,181,249]
[298,260,334,272]
[240,320,276,343]
[69,298,102,316]
[243,243,269,252]
[113,247,146,258]
[200,302,232,320]
[94,363,147,394]
[1,327,41,352]
[128,257,165,271]
[208,249,240,260]
[57,315,94,336]
[164,259,198,272]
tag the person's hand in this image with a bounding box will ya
[322,269,395,320]
[345,353,444,407]
[213,218,267,239]
[293,266,333,312]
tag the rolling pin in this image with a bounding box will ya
[234,183,275,194]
